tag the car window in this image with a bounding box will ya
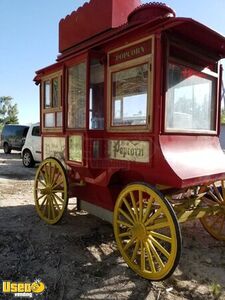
[32,126,40,137]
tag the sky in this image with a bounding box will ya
[0,0,225,125]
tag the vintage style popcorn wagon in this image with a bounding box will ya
[34,0,225,280]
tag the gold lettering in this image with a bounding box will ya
[25,283,32,293]
[114,46,146,63]
[11,283,18,293]
[3,281,11,293]
[17,283,25,293]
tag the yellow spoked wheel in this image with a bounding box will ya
[200,180,225,241]
[113,183,181,280]
[34,157,68,224]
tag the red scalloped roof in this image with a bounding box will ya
[59,0,141,53]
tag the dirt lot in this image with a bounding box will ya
[0,149,225,300]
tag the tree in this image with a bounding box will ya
[0,96,19,128]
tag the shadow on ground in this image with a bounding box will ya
[0,203,224,300]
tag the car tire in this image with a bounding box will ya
[3,143,11,154]
[23,150,35,168]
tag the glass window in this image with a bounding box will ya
[56,112,62,127]
[68,63,86,128]
[112,64,148,126]
[32,126,40,136]
[89,59,104,130]
[44,81,51,108]
[42,74,62,129]
[166,63,216,131]
[52,77,59,107]
[45,113,55,127]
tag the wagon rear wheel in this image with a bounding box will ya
[200,180,225,241]
[113,183,182,281]
[34,157,68,224]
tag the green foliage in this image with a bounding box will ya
[210,282,222,299]
[0,96,19,128]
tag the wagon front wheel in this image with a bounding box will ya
[113,183,182,281]
[34,157,68,224]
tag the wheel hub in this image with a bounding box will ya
[132,223,148,241]
[40,185,53,195]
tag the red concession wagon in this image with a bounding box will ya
[34,0,225,280]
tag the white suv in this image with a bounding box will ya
[21,123,41,167]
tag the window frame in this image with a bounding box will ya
[41,71,62,131]
[107,38,153,132]
[67,61,87,130]
[164,58,218,135]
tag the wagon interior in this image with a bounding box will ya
[34,0,225,280]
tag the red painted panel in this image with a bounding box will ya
[59,0,141,53]
[159,135,225,185]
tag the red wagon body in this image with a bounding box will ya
[34,1,225,280]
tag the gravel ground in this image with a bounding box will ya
[0,149,224,300]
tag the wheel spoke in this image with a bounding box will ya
[123,236,136,252]
[38,179,47,188]
[52,169,61,187]
[140,241,145,271]
[52,189,65,194]
[147,239,165,269]
[131,240,140,262]
[150,231,172,243]
[39,196,47,208]
[149,236,170,259]
[145,208,163,226]
[119,231,131,238]
[52,194,61,211]
[142,198,153,223]
[39,170,47,185]
[208,190,222,204]
[119,208,134,225]
[117,220,133,229]
[50,163,57,184]
[52,179,64,190]
[47,197,51,219]
[44,164,50,185]
[146,221,170,231]
[43,198,49,216]
[139,190,143,221]
[144,241,156,273]
[54,193,65,204]
[48,162,52,184]
[36,193,46,203]
[123,198,136,222]
[213,183,223,203]
[130,192,139,221]
[50,196,56,219]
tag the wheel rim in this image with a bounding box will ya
[34,157,68,224]
[200,180,225,241]
[113,183,181,280]
[23,152,31,166]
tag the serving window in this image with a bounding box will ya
[68,62,87,129]
[112,63,148,126]
[89,58,104,130]
[108,39,153,131]
[42,73,62,129]
[165,62,217,133]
